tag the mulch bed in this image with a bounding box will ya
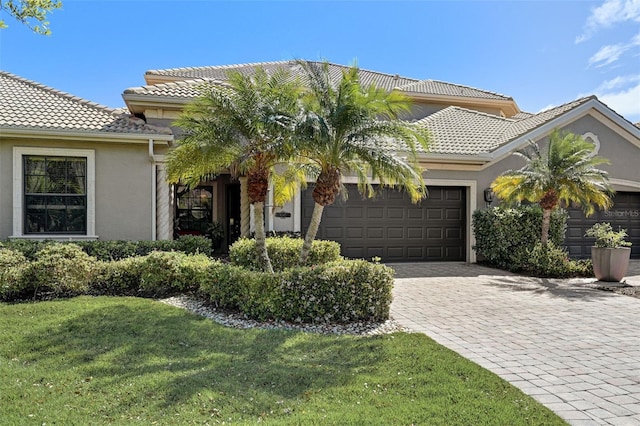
[595,284,640,299]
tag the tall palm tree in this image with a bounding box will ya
[491,129,613,245]
[167,68,302,273]
[296,61,430,263]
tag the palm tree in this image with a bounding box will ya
[167,67,302,273]
[491,129,613,245]
[295,61,430,263]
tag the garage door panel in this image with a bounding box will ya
[388,228,404,239]
[407,227,424,239]
[566,192,639,259]
[302,185,465,262]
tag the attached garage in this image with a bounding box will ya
[301,185,466,262]
[565,191,640,259]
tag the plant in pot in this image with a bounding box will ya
[206,221,225,252]
[585,222,632,282]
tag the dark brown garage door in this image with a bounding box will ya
[301,185,466,262]
[565,191,640,259]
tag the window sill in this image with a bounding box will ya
[9,235,99,241]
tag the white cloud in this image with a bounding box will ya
[587,31,640,67]
[593,76,640,120]
[577,0,640,43]
[537,104,557,113]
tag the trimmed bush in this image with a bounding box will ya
[25,244,97,298]
[0,248,29,301]
[200,259,394,323]
[2,235,212,261]
[230,236,341,271]
[92,257,145,296]
[523,242,593,278]
[472,206,567,271]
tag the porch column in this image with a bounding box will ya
[156,163,172,240]
[239,176,250,238]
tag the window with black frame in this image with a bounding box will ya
[174,185,213,236]
[23,155,87,234]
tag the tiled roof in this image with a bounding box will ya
[124,78,215,98]
[0,71,172,135]
[397,80,512,101]
[414,97,596,156]
[145,60,418,92]
[414,107,515,155]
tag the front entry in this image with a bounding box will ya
[226,183,241,247]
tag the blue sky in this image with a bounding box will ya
[1,0,639,122]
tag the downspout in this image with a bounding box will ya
[149,139,157,241]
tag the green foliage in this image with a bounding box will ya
[26,244,96,298]
[585,222,632,248]
[523,242,593,278]
[0,248,28,300]
[230,236,342,271]
[200,259,394,323]
[472,206,567,271]
[92,257,145,296]
[277,259,394,323]
[1,236,212,261]
[0,0,62,34]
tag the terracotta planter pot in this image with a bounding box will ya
[591,247,631,282]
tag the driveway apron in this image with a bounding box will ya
[389,261,640,426]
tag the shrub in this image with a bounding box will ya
[0,249,29,301]
[137,251,213,297]
[25,244,97,298]
[229,236,341,271]
[1,236,212,262]
[585,222,632,248]
[523,242,593,278]
[92,257,145,296]
[199,259,394,323]
[472,205,567,271]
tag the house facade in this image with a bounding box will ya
[2,62,639,262]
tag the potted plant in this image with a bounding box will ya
[585,223,632,282]
[206,221,225,251]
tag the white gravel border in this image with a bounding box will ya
[159,295,410,336]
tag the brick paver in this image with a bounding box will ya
[389,261,640,426]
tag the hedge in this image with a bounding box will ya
[1,240,391,324]
[0,235,212,261]
[472,205,567,271]
[230,236,342,271]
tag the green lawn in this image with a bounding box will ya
[0,297,566,425]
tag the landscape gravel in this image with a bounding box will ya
[160,295,411,336]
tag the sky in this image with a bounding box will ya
[1,0,639,123]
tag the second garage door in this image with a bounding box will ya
[301,185,466,262]
[565,191,640,259]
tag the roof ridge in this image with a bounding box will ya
[416,105,516,124]
[401,78,513,100]
[301,60,419,82]
[145,60,292,76]
[0,70,117,114]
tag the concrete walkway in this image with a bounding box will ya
[389,260,640,426]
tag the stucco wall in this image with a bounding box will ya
[0,138,155,240]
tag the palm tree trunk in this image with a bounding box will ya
[541,208,552,246]
[300,203,325,264]
[253,201,274,273]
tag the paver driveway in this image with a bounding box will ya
[389,261,640,426]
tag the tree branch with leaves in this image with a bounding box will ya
[0,0,62,35]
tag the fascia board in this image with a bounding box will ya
[405,92,520,116]
[0,127,173,144]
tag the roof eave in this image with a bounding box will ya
[0,127,173,143]
[404,92,520,117]
[123,94,194,114]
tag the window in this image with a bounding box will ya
[23,156,87,234]
[174,185,213,236]
[13,147,95,238]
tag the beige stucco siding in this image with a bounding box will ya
[0,138,155,240]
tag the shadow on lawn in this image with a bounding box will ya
[13,298,384,417]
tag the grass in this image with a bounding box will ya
[0,297,566,425]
